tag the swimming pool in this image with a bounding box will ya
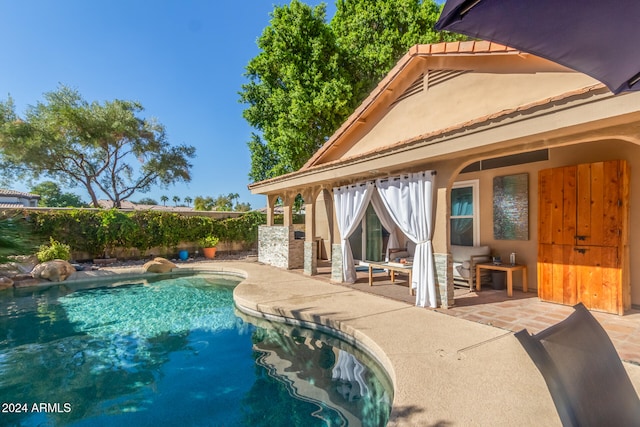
[0,273,392,426]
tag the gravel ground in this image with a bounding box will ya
[74,250,258,271]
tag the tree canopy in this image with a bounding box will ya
[136,197,159,205]
[193,193,251,212]
[241,0,464,183]
[240,1,353,182]
[30,181,86,207]
[0,86,196,208]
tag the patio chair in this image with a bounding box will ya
[514,303,640,426]
[388,240,416,263]
[451,245,491,290]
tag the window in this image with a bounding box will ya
[450,180,479,246]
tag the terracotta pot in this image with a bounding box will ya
[202,247,217,259]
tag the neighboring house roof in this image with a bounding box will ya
[0,189,41,208]
[0,189,40,199]
[96,199,196,211]
[0,203,29,208]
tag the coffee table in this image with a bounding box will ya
[366,261,414,295]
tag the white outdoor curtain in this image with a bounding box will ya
[370,190,400,262]
[332,350,370,401]
[376,172,437,307]
[333,182,374,283]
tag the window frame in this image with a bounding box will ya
[450,179,480,246]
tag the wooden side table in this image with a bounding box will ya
[475,263,528,297]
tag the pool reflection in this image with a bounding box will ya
[238,312,392,426]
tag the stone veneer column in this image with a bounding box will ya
[434,252,454,308]
[331,243,343,282]
[304,241,318,276]
[303,189,317,276]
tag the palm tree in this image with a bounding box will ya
[160,195,169,206]
[184,196,193,207]
[173,196,181,206]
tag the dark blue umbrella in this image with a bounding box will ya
[435,0,640,94]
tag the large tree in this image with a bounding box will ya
[240,0,353,181]
[242,0,464,182]
[0,86,196,208]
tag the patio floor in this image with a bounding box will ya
[297,261,640,365]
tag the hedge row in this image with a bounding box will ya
[26,209,266,258]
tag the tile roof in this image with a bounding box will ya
[96,199,195,211]
[0,202,28,208]
[0,189,40,198]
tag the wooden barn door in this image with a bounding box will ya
[538,160,629,314]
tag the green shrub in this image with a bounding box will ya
[25,209,267,258]
[199,236,219,248]
[37,237,71,262]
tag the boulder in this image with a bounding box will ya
[143,257,177,273]
[31,259,76,282]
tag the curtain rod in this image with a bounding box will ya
[335,170,436,190]
[378,170,437,182]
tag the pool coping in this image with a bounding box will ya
[62,260,640,426]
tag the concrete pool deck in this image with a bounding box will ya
[72,260,640,426]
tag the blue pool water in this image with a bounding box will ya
[0,274,391,426]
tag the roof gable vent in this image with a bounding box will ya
[390,73,424,107]
[427,69,470,89]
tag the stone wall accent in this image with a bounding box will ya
[303,241,318,275]
[331,243,343,282]
[258,225,290,269]
[258,225,304,269]
[434,252,454,308]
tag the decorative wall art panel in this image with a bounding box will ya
[493,173,529,240]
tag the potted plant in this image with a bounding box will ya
[199,236,219,259]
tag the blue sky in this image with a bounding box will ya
[0,1,335,209]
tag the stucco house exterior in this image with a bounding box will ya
[249,40,640,315]
[0,189,40,208]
